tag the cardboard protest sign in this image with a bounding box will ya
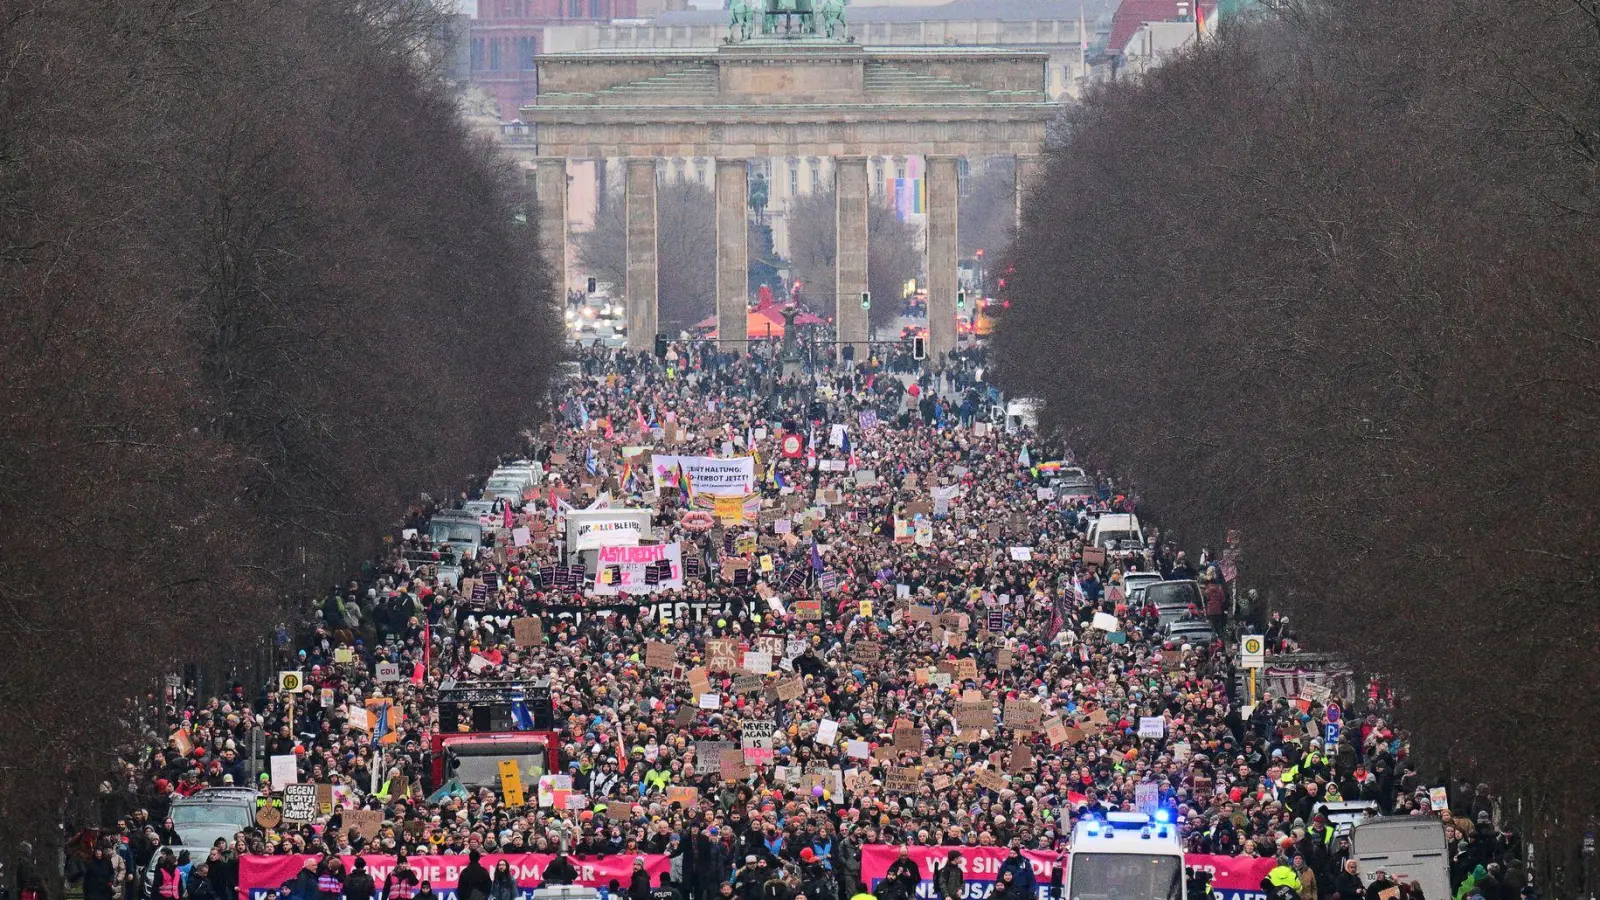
[955,698,993,730]
[513,617,543,648]
[645,641,676,669]
[706,639,739,672]
[775,677,805,702]
[687,667,712,696]
[665,786,700,808]
[975,768,1008,792]
[255,803,282,829]
[1003,698,1043,729]
[606,800,635,820]
[693,742,734,775]
[1007,743,1035,774]
[720,749,752,780]
[1044,718,1070,747]
[884,766,922,793]
[893,725,922,754]
[344,809,384,840]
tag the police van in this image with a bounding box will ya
[1067,811,1185,900]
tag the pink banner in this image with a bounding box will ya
[862,845,1059,900]
[861,846,1271,900]
[240,853,669,900]
[1186,854,1274,900]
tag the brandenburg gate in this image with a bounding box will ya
[520,7,1056,366]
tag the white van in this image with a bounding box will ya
[1088,513,1145,556]
[1349,817,1451,900]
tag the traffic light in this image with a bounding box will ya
[912,336,927,360]
[861,291,871,311]
[654,333,668,358]
[957,290,966,311]
[586,276,597,294]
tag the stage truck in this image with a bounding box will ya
[1067,812,1185,900]
[428,679,561,796]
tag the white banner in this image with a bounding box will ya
[566,509,654,552]
[591,543,685,596]
[651,455,756,497]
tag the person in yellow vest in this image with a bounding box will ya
[1262,856,1302,900]
[847,884,875,900]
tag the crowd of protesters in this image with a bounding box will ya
[62,342,1528,900]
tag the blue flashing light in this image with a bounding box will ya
[1154,808,1173,824]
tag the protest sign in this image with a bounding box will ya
[1044,718,1070,746]
[815,719,838,745]
[269,754,298,791]
[884,766,921,793]
[1003,698,1043,729]
[650,455,755,497]
[694,742,735,775]
[665,786,699,808]
[644,641,676,669]
[343,809,385,840]
[280,784,318,823]
[513,617,542,648]
[956,698,993,730]
[776,677,805,702]
[591,543,684,596]
[741,721,777,764]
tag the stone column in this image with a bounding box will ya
[534,158,568,306]
[834,156,870,362]
[926,155,960,368]
[715,159,750,351]
[624,158,659,353]
[1015,154,1044,231]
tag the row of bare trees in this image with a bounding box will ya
[996,0,1600,879]
[0,0,560,857]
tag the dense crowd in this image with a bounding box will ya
[66,344,1527,900]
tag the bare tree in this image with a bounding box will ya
[0,0,560,859]
[576,180,716,334]
[787,190,921,330]
[994,0,1600,876]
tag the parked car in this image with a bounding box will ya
[1122,572,1164,603]
[1087,513,1145,557]
[167,787,255,849]
[140,846,215,897]
[1163,618,1215,645]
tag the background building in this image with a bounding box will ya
[468,0,699,117]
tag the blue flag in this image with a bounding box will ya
[509,689,534,731]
